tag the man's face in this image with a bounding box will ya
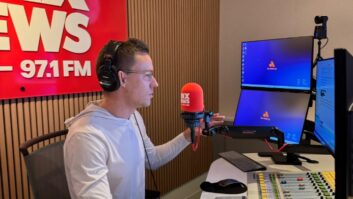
[124,53,158,108]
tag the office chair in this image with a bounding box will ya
[20,129,71,199]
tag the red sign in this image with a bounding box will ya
[0,0,128,99]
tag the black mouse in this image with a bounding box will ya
[200,178,247,194]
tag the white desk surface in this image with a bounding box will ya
[200,153,334,199]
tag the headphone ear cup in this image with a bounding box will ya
[97,40,122,92]
[98,58,119,92]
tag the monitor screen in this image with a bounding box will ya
[233,89,310,144]
[314,58,335,153]
[241,36,313,91]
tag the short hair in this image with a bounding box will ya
[95,38,149,76]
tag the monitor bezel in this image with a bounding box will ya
[334,48,353,197]
[240,36,314,93]
[233,89,311,144]
[314,58,335,156]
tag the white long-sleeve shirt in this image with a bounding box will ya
[63,101,190,199]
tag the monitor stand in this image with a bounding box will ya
[258,144,325,165]
[218,125,323,165]
[257,125,329,165]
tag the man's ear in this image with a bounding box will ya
[118,71,127,87]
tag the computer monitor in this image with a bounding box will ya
[233,89,310,144]
[334,49,353,198]
[314,58,335,154]
[241,36,313,91]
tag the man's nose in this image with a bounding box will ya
[152,76,158,88]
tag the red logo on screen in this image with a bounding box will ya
[267,60,277,71]
[261,111,271,121]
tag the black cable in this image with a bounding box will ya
[320,38,329,49]
[313,38,329,67]
[133,113,160,198]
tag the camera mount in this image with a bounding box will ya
[310,16,329,107]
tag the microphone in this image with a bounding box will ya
[180,83,204,144]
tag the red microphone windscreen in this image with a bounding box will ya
[181,82,204,112]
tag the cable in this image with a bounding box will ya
[264,139,288,152]
[192,128,201,151]
[264,139,275,151]
[313,38,329,67]
[133,113,160,198]
[277,143,288,152]
[320,38,329,49]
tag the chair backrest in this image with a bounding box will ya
[20,129,71,199]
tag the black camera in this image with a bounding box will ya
[314,16,328,39]
[315,16,328,24]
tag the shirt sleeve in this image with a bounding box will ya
[133,111,190,170]
[64,132,113,199]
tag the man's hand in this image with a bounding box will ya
[202,113,225,129]
[183,113,225,142]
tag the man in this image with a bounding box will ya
[63,38,224,198]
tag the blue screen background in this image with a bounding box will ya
[241,36,313,91]
[234,90,310,144]
[315,59,335,153]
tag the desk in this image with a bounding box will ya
[201,153,334,199]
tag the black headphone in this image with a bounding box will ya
[97,40,122,92]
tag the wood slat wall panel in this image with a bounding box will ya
[0,101,9,199]
[10,101,22,199]
[0,155,3,199]
[47,97,55,144]
[128,0,219,194]
[0,0,219,197]
[17,99,29,199]
[3,100,17,199]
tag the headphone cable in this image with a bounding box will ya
[133,113,160,198]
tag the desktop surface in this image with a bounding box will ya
[201,153,334,199]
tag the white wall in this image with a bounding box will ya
[219,0,353,120]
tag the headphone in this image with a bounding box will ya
[97,40,122,92]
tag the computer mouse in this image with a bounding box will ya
[200,178,247,194]
[218,179,242,187]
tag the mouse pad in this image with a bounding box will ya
[200,179,247,194]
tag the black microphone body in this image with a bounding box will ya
[181,112,204,143]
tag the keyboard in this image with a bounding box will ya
[218,151,266,172]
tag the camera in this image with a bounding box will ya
[315,16,328,24]
[314,16,328,39]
